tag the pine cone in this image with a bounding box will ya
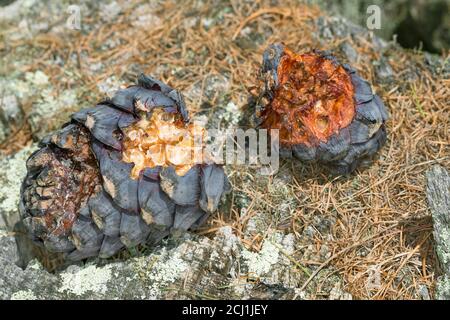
[19,75,230,261]
[255,43,388,174]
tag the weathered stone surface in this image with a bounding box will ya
[0,70,80,142]
[426,165,450,300]
[28,89,78,140]
[0,228,61,300]
[0,145,37,230]
[0,94,24,143]
[0,227,305,300]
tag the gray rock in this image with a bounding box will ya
[316,16,367,42]
[436,277,450,300]
[0,230,60,300]
[28,89,78,140]
[340,42,358,63]
[0,145,37,230]
[0,94,24,143]
[424,52,450,76]
[374,57,395,82]
[0,0,25,22]
[328,282,352,300]
[426,165,450,300]
[418,284,431,300]
[0,70,79,142]
[0,226,303,299]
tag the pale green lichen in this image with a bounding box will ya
[133,247,189,299]
[210,226,240,275]
[25,70,49,86]
[58,265,113,296]
[0,230,9,238]
[328,282,353,300]
[242,234,281,277]
[0,70,49,101]
[294,288,308,299]
[0,69,78,139]
[10,290,38,300]
[27,259,44,271]
[435,227,450,266]
[0,78,29,100]
[218,226,240,251]
[0,0,37,22]
[146,249,189,298]
[281,234,295,255]
[230,232,301,297]
[0,144,38,214]
[97,76,126,98]
[221,101,241,126]
[436,276,450,300]
[31,88,77,121]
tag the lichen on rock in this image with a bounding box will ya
[426,165,450,300]
[138,248,189,299]
[242,235,281,277]
[29,88,78,140]
[58,264,114,296]
[0,144,38,229]
[10,290,38,300]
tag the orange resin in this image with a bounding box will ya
[260,47,355,146]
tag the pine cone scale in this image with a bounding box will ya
[138,177,175,227]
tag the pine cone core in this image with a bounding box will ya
[260,47,356,146]
[122,108,208,178]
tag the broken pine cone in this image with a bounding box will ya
[19,74,230,261]
[255,43,388,174]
